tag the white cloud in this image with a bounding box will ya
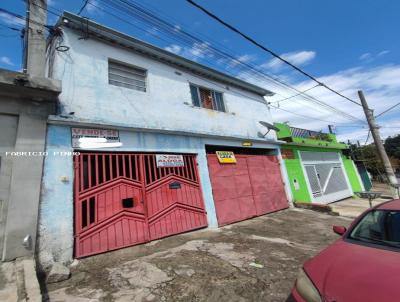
[248,64,400,143]
[0,12,25,26]
[227,54,255,67]
[164,44,182,55]
[263,50,316,71]
[159,43,398,144]
[359,50,390,63]
[0,56,14,66]
[377,50,390,57]
[163,42,213,62]
[359,53,372,61]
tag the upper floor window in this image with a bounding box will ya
[189,84,226,112]
[108,60,147,92]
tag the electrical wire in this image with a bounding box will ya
[0,8,51,30]
[186,0,362,107]
[17,0,363,124]
[270,84,321,104]
[0,23,21,31]
[269,104,340,124]
[364,130,371,145]
[375,102,400,118]
[18,0,364,126]
[78,0,90,15]
[89,0,363,123]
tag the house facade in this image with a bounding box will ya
[37,12,290,267]
[275,123,364,204]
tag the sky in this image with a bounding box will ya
[1,0,399,144]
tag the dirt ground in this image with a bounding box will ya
[42,208,352,302]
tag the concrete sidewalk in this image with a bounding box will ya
[329,182,394,218]
[0,258,42,302]
[41,209,350,302]
[329,197,389,218]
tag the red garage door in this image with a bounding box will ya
[207,153,288,226]
[74,152,207,258]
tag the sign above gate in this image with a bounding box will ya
[216,151,236,164]
[71,128,120,148]
[156,154,185,167]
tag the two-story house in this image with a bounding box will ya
[37,12,290,267]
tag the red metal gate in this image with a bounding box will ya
[74,152,207,258]
[207,154,288,226]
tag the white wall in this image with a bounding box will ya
[52,28,276,141]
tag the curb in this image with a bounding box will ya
[16,258,42,302]
[294,202,339,216]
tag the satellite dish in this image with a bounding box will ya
[259,121,280,137]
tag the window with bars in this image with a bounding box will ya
[189,84,226,112]
[108,60,147,92]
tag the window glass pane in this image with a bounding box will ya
[190,85,200,107]
[214,92,225,112]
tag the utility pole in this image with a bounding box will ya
[358,90,399,197]
[25,0,47,77]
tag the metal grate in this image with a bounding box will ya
[324,167,348,195]
[75,153,141,193]
[143,154,198,185]
[190,84,225,112]
[108,60,147,92]
[290,127,321,139]
[304,165,322,197]
[300,151,340,162]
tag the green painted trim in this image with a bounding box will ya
[282,150,312,203]
[291,138,347,149]
[342,155,363,192]
[274,123,291,139]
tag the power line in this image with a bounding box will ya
[0,8,51,30]
[186,0,362,107]
[32,0,362,124]
[0,23,21,31]
[269,104,341,124]
[364,130,371,145]
[89,0,363,123]
[78,0,90,15]
[375,102,400,118]
[270,84,321,104]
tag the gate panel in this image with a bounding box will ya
[300,151,352,203]
[207,153,288,226]
[144,154,207,240]
[74,153,207,258]
[74,153,148,258]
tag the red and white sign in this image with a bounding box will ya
[71,128,120,148]
[156,154,185,167]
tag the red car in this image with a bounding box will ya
[290,199,400,302]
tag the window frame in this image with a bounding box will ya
[108,58,148,92]
[189,83,226,113]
